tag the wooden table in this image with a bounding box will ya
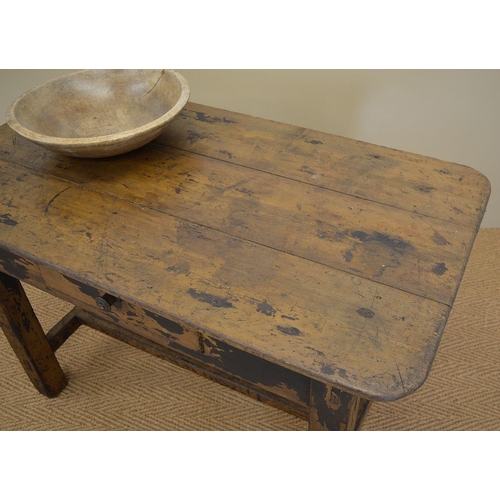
[0,103,490,430]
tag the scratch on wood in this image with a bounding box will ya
[45,187,71,214]
[396,363,407,394]
[432,230,451,246]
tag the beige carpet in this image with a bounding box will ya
[1,229,499,431]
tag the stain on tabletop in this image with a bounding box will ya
[432,262,448,275]
[277,325,302,336]
[0,213,18,226]
[357,308,375,319]
[432,230,451,246]
[257,300,276,317]
[351,230,412,253]
[188,288,235,308]
[344,249,353,262]
[193,111,237,124]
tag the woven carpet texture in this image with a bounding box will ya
[1,229,499,430]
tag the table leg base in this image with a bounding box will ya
[309,380,371,431]
[0,271,67,397]
[1,272,373,429]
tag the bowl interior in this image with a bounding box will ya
[11,70,185,139]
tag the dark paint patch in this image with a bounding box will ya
[322,365,348,379]
[62,275,101,298]
[86,232,92,239]
[432,262,448,275]
[277,325,302,336]
[188,288,234,308]
[21,310,32,333]
[144,309,184,336]
[300,165,315,175]
[305,346,325,356]
[311,382,330,428]
[344,250,353,262]
[187,130,205,142]
[167,262,190,275]
[305,139,323,145]
[281,314,297,321]
[193,111,237,124]
[416,185,437,193]
[321,364,335,375]
[175,187,181,194]
[351,230,412,253]
[235,187,253,196]
[0,248,31,280]
[336,229,349,241]
[357,308,375,319]
[0,213,18,226]
[218,150,233,159]
[311,382,358,430]
[195,111,219,123]
[257,300,276,317]
[432,230,451,246]
[202,337,309,403]
[126,311,138,317]
[107,313,121,324]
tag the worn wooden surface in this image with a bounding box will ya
[0,102,491,406]
[76,308,310,419]
[309,380,369,431]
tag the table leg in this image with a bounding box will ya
[0,271,67,397]
[309,379,371,431]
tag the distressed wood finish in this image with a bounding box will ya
[0,127,483,306]
[0,160,452,401]
[76,309,309,419]
[309,380,370,431]
[0,102,490,429]
[0,271,67,397]
[46,307,82,352]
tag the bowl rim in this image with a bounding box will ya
[5,69,190,147]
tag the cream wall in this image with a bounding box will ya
[1,69,497,227]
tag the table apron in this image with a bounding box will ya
[0,245,311,412]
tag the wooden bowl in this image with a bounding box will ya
[5,69,190,158]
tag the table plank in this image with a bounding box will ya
[160,103,490,228]
[0,160,450,401]
[0,127,479,306]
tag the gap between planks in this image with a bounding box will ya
[0,158,458,308]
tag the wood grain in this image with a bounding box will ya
[0,125,480,306]
[0,159,451,401]
[162,104,490,228]
[0,102,490,408]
